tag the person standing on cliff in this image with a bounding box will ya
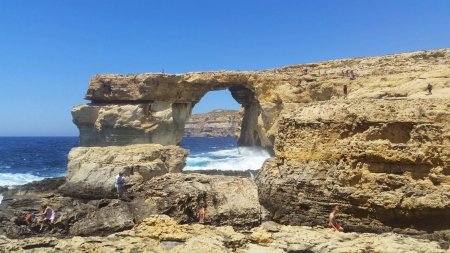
[115,172,126,201]
[427,83,433,94]
[198,204,207,224]
[328,206,344,232]
[343,85,348,99]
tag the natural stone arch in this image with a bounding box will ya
[73,72,282,154]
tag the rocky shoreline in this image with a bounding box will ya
[1,174,450,252]
[2,48,450,252]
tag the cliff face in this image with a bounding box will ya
[67,48,450,234]
[73,48,449,150]
[256,98,450,232]
[183,110,239,137]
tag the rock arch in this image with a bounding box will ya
[72,72,281,153]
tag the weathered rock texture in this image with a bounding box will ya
[0,178,135,239]
[59,144,189,199]
[72,102,192,147]
[256,98,450,233]
[183,110,239,137]
[128,173,261,230]
[74,48,450,151]
[1,173,263,241]
[1,216,446,253]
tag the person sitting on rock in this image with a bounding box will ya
[25,212,35,232]
[328,206,344,232]
[198,204,207,224]
[115,172,126,201]
[37,204,55,232]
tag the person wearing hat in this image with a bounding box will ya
[115,172,126,200]
[25,212,35,232]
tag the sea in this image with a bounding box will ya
[0,136,272,203]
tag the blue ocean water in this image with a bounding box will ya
[0,137,79,186]
[181,137,271,171]
[0,136,271,187]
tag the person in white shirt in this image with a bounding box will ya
[115,172,126,200]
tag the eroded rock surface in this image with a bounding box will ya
[58,144,189,199]
[1,215,446,253]
[0,174,261,240]
[129,173,261,230]
[0,178,134,239]
[256,98,450,233]
[72,102,192,147]
[74,48,450,150]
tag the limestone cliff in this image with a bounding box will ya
[67,48,450,235]
[183,110,239,137]
[74,48,449,151]
[256,98,450,233]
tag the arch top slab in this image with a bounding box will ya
[85,72,264,103]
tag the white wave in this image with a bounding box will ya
[186,156,215,163]
[184,146,272,171]
[208,149,241,157]
[237,146,272,157]
[0,195,2,205]
[0,173,47,187]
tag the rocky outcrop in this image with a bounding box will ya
[128,173,261,230]
[68,200,134,236]
[58,144,189,199]
[1,215,446,253]
[74,48,449,151]
[256,98,450,233]
[72,102,192,147]
[183,110,239,137]
[1,173,261,239]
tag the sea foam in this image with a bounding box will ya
[184,146,271,171]
[0,173,48,187]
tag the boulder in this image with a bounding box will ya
[128,173,261,230]
[58,144,189,199]
[68,200,134,236]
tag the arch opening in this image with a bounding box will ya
[180,88,273,174]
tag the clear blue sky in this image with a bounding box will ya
[1,1,449,136]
